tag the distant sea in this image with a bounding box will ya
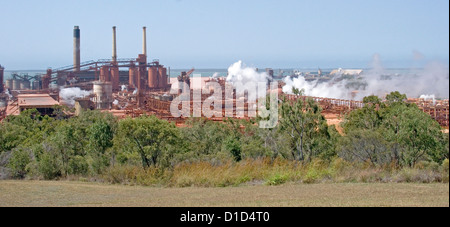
[2,68,424,80]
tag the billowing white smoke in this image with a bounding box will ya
[420,94,436,105]
[226,61,268,86]
[226,61,269,101]
[59,87,91,106]
[283,54,449,100]
[282,75,352,99]
[359,56,449,100]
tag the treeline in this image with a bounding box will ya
[0,91,448,185]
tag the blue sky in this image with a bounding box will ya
[0,0,448,69]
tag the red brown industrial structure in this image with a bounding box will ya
[0,65,4,94]
[0,26,449,130]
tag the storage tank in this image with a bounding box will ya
[93,81,113,109]
[20,80,31,90]
[159,67,167,89]
[110,66,120,92]
[6,79,13,89]
[129,66,137,89]
[32,80,40,90]
[100,66,110,82]
[148,66,158,89]
[12,79,21,90]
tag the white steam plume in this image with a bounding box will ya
[282,75,351,99]
[420,94,436,105]
[283,54,449,100]
[59,87,92,106]
[226,61,268,86]
[226,61,269,101]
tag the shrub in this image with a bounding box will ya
[393,168,441,183]
[330,157,349,174]
[38,152,62,180]
[87,153,110,175]
[68,155,89,175]
[415,161,440,171]
[8,149,31,178]
[442,159,449,173]
[224,137,242,162]
[303,168,330,184]
[265,173,289,186]
[303,159,332,184]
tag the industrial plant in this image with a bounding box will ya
[0,26,449,129]
[1,26,173,121]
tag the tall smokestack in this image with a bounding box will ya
[112,26,117,62]
[142,26,147,58]
[73,26,81,72]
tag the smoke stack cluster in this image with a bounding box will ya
[73,26,81,72]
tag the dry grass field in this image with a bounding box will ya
[0,180,448,207]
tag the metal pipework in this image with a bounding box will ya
[73,26,81,72]
[112,26,117,62]
[142,26,147,57]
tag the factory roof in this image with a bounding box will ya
[18,94,59,108]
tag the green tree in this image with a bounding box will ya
[38,151,62,180]
[279,95,331,162]
[224,136,242,162]
[181,118,227,159]
[219,118,244,161]
[0,109,52,154]
[386,105,442,167]
[363,95,382,105]
[88,120,114,150]
[68,155,89,175]
[0,122,27,154]
[385,91,407,106]
[342,102,383,132]
[8,148,31,178]
[338,129,392,166]
[343,92,445,167]
[114,115,180,168]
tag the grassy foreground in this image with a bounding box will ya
[0,180,448,207]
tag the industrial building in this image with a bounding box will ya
[17,94,60,115]
[0,25,175,121]
[39,26,170,93]
[0,26,448,129]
